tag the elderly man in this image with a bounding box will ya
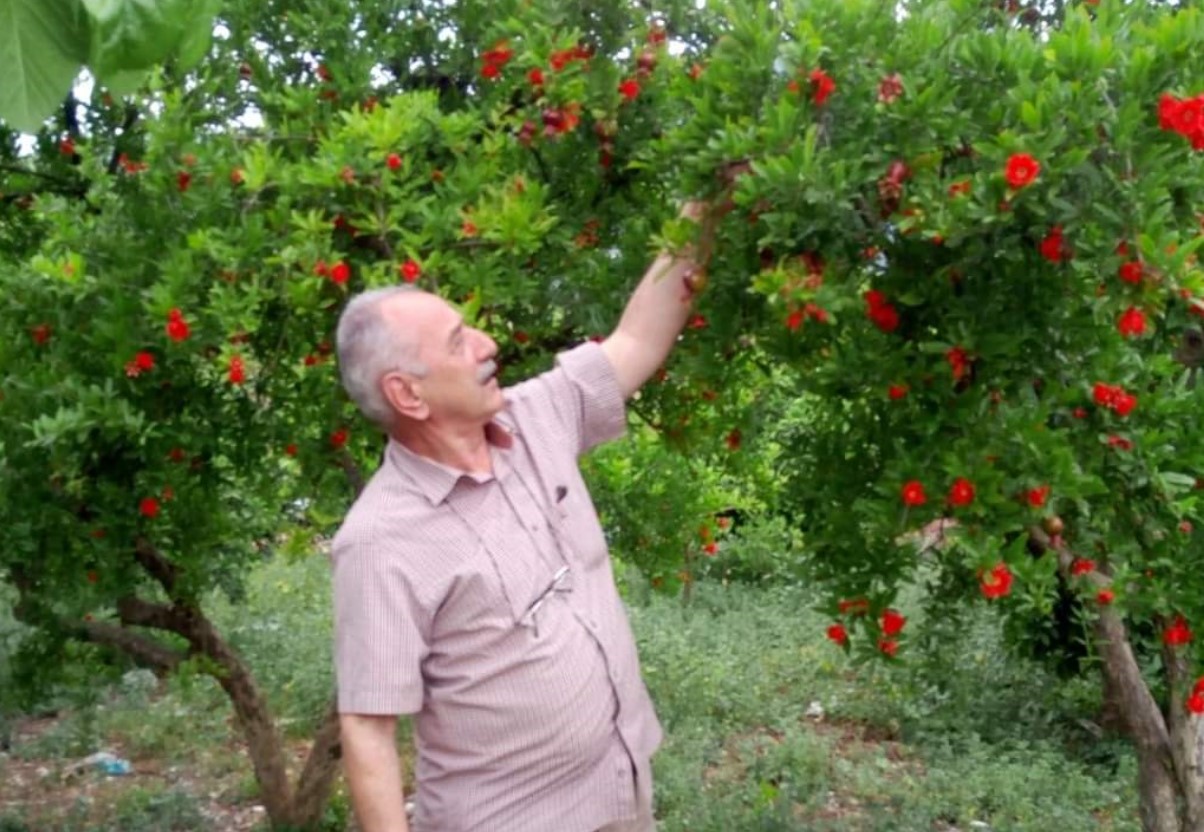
[331,204,710,832]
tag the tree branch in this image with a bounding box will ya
[77,620,186,672]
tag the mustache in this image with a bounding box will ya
[477,360,498,383]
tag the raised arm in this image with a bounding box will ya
[601,202,713,400]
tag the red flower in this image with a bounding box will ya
[166,308,190,342]
[826,623,848,646]
[228,355,246,385]
[703,542,718,556]
[480,63,500,80]
[948,477,976,508]
[879,638,899,657]
[1038,226,1065,263]
[1181,520,1194,534]
[1073,407,1088,418]
[979,562,1013,599]
[687,314,707,330]
[864,290,900,333]
[888,384,908,400]
[30,323,52,345]
[688,63,704,80]
[619,78,640,101]
[946,346,970,381]
[1113,392,1137,416]
[124,351,155,378]
[881,608,906,636]
[386,153,402,170]
[400,259,422,283]
[528,68,545,87]
[901,480,927,507]
[1117,307,1147,338]
[1026,485,1050,508]
[725,429,742,451]
[1118,261,1143,284]
[1107,435,1134,451]
[809,69,836,105]
[786,309,804,331]
[1004,153,1041,189]
[1097,589,1115,605]
[838,598,870,616]
[230,168,245,185]
[878,73,904,104]
[1164,616,1193,647]
[330,261,350,285]
[284,443,298,457]
[1070,558,1096,576]
[1187,691,1204,715]
[59,137,75,156]
[461,220,478,237]
[139,497,160,518]
[316,63,332,82]
[1093,382,1118,407]
[947,179,972,198]
[869,304,899,333]
[330,428,349,449]
[176,171,192,192]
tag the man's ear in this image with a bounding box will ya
[381,372,429,421]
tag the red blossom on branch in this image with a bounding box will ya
[878,73,904,104]
[1027,485,1050,508]
[948,478,976,508]
[1117,307,1147,338]
[166,308,190,342]
[1004,153,1040,189]
[979,563,1013,599]
[881,608,906,637]
[1164,616,1193,647]
[809,69,836,105]
[901,480,927,507]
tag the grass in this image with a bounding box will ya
[0,550,1140,831]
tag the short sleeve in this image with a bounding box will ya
[331,540,430,715]
[506,341,627,457]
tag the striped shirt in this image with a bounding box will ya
[331,342,662,832]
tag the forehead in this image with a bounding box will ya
[381,292,460,353]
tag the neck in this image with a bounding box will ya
[392,419,492,474]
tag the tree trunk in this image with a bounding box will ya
[1092,609,1181,832]
[289,701,344,829]
[1033,527,1189,832]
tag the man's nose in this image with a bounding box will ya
[473,329,497,360]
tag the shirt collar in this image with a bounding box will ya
[388,415,519,506]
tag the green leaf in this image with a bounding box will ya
[173,0,219,70]
[81,0,205,78]
[0,0,91,132]
[95,66,144,96]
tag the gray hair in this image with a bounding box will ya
[336,286,429,428]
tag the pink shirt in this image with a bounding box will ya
[331,343,662,832]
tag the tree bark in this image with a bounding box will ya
[1031,527,1185,832]
[289,700,344,828]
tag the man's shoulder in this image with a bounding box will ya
[331,463,460,572]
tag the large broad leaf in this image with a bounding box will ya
[81,0,199,79]
[0,0,91,133]
[172,0,221,72]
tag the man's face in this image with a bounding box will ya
[393,293,504,425]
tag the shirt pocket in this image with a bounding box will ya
[549,476,610,573]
